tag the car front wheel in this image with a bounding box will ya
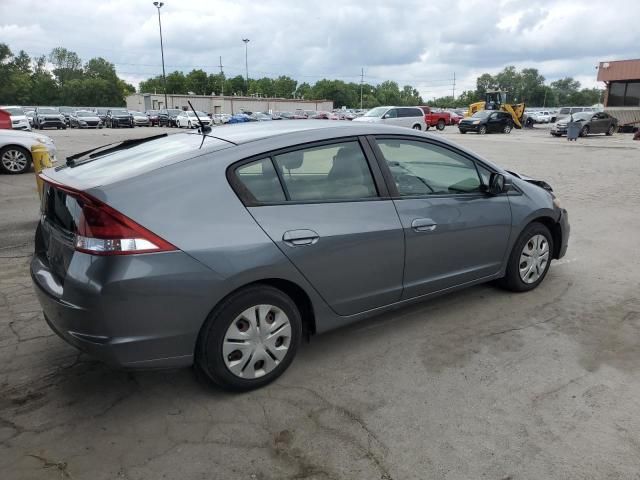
[0,146,32,174]
[436,119,445,131]
[580,126,589,137]
[606,124,616,136]
[196,285,302,391]
[503,124,512,134]
[498,222,553,292]
[412,124,421,130]
[478,125,487,135]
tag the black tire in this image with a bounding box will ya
[498,222,554,292]
[195,285,302,392]
[478,125,487,135]
[503,123,512,134]
[580,125,589,137]
[606,124,615,136]
[0,145,32,174]
[412,124,421,130]
[436,119,445,131]
[425,125,430,131]
[459,129,466,134]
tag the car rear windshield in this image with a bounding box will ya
[56,134,234,186]
[3,107,24,115]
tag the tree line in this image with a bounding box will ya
[139,71,423,109]
[0,43,135,107]
[429,66,603,109]
[1,41,602,110]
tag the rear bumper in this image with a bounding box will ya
[30,249,220,369]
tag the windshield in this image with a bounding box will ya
[471,111,491,118]
[364,107,389,117]
[187,111,208,117]
[38,108,59,114]
[130,111,144,116]
[570,112,592,121]
[168,109,182,115]
[559,108,571,114]
[76,111,95,117]
[3,107,24,115]
[111,110,128,115]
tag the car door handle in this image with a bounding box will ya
[411,218,437,232]
[282,229,320,246]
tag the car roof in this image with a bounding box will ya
[205,119,414,145]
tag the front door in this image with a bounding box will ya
[234,139,405,316]
[371,136,512,299]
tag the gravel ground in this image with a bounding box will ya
[1,124,639,480]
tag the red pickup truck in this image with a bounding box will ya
[418,106,451,131]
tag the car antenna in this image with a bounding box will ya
[187,100,211,134]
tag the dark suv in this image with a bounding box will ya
[158,108,183,127]
[458,111,513,134]
[106,109,133,128]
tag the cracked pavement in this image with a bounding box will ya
[1,126,640,479]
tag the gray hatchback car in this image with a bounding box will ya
[32,122,569,391]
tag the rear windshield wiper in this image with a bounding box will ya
[64,133,168,167]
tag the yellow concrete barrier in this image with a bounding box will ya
[32,144,53,200]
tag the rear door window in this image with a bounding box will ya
[273,141,378,201]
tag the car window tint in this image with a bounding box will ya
[386,109,398,118]
[236,158,286,203]
[376,139,482,196]
[273,141,377,201]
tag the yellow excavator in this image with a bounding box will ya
[466,91,526,129]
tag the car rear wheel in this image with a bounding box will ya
[498,222,553,292]
[0,146,32,174]
[478,125,487,135]
[412,124,421,130]
[195,285,302,391]
[436,120,445,131]
[459,129,466,134]
[606,124,616,136]
[580,125,589,137]
[503,124,512,134]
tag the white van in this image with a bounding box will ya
[353,106,427,130]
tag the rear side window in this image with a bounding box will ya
[273,141,377,201]
[236,158,286,203]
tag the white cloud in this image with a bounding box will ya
[0,0,638,98]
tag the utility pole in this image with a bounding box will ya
[360,68,364,109]
[242,38,250,95]
[452,72,456,101]
[218,56,225,114]
[152,2,168,109]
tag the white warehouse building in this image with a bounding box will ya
[126,93,333,115]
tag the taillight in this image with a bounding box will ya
[41,175,176,256]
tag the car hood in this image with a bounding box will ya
[506,170,553,192]
[352,117,380,123]
[0,129,52,141]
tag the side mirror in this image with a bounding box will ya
[382,114,389,119]
[488,173,512,195]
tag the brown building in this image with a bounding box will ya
[597,59,640,129]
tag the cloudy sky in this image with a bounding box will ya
[1,0,638,99]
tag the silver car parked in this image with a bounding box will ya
[32,122,569,391]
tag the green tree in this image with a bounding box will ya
[273,76,297,98]
[30,55,59,105]
[185,69,208,95]
[226,75,247,96]
[165,71,186,94]
[295,82,312,99]
[375,80,401,106]
[139,75,165,94]
[48,47,83,87]
[550,77,581,106]
[476,73,497,98]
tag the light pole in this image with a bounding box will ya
[153,2,168,109]
[242,38,250,95]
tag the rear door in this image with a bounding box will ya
[232,138,405,316]
[486,112,502,132]
[369,136,512,298]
